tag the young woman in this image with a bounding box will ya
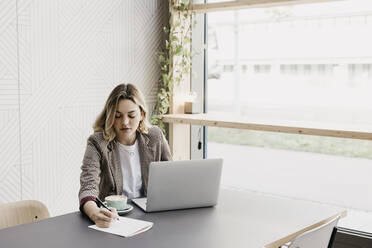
[79,83,172,227]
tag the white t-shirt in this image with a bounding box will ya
[117,140,142,199]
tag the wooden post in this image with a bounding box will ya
[168,1,191,160]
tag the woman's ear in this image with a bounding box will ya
[140,109,145,120]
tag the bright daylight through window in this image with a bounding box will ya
[205,0,372,232]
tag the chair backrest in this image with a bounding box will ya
[287,215,340,248]
[0,200,50,230]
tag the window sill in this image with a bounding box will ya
[162,113,372,140]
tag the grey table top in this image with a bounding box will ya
[0,189,346,248]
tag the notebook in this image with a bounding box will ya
[88,216,153,237]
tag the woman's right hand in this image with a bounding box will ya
[83,200,118,228]
[90,207,118,228]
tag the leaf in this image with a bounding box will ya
[174,46,182,55]
[160,88,167,95]
[183,47,190,56]
[158,54,165,63]
[171,35,179,42]
[162,74,169,85]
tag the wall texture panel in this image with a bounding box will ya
[0,0,168,216]
[0,0,21,202]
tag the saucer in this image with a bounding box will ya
[117,204,133,215]
[102,202,133,215]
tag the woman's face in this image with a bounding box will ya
[113,99,143,144]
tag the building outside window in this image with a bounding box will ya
[202,0,372,232]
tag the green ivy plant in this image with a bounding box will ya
[151,0,196,134]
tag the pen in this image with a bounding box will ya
[96,197,119,221]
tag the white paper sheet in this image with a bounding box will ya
[88,216,153,237]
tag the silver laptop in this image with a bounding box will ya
[132,158,223,212]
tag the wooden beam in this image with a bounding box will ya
[191,0,343,14]
[162,114,372,140]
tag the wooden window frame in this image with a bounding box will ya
[191,0,343,13]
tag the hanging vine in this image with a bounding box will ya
[151,0,196,134]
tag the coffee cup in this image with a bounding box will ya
[104,195,128,211]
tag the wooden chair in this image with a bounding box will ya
[0,200,50,230]
[282,215,340,248]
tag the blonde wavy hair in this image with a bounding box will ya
[93,83,151,142]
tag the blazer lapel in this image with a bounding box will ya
[137,131,154,195]
[107,140,123,195]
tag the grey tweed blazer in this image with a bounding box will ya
[78,126,172,205]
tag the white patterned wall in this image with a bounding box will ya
[0,0,168,216]
[0,0,21,203]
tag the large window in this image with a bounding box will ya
[207,1,372,127]
[202,0,372,232]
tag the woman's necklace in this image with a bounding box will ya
[122,149,135,157]
[118,141,136,157]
